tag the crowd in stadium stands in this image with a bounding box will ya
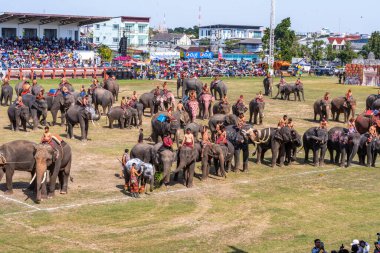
[311,237,380,253]
[0,37,95,69]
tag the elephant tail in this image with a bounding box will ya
[297,145,304,154]
[70,176,74,182]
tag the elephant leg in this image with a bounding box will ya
[366,145,372,167]
[5,168,14,194]
[242,147,249,172]
[84,121,89,140]
[279,144,286,167]
[304,147,309,163]
[233,149,240,171]
[372,152,377,167]
[328,148,334,163]
[48,163,62,198]
[313,149,319,166]
[51,110,58,126]
[319,147,326,166]
[186,163,195,188]
[60,161,71,194]
[249,111,253,123]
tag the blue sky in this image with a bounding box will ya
[1,0,379,33]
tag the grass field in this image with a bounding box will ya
[1,76,380,252]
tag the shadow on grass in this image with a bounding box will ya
[228,246,248,253]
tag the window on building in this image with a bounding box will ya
[95,24,100,29]
[2,28,17,39]
[138,38,144,45]
[44,29,57,39]
[113,24,119,30]
[253,31,262,38]
[103,36,106,40]
[103,23,106,26]
[113,37,119,43]
[138,25,146,34]
[125,24,133,32]
[95,37,100,42]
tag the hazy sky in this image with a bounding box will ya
[1,0,379,33]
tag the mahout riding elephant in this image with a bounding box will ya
[22,93,48,130]
[7,104,30,131]
[314,99,331,121]
[0,140,36,195]
[88,87,114,115]
[225,124,253,171]
[199,93,213,120]
[208,114,238,140]
[1,84,13,106]
[151,111,190,147]
[139,92,157,116]
[355,113,378,134]
[177,78,203,98]
[31,84,43,96]
[303,127,328,167]
[212,102,231,115]
[155,91,176,111]
[172,145,199,188]
[251,128,277,164]
[103,78,119,101]
[33,140,72,203]
[45,91,78,126]
[327,127,360,167]
[331,97,356,123]
[210,80,227,100]
[270,126,301,167]
[232,103,248,117]
[66,105,100,141]
[249,99,265,125]
[107,106,134,129]
[184,122,202,141]
[201,142,233,179]
[358,134,380,167]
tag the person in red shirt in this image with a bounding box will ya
[161,133,173,151]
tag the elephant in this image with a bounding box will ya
[365,94,378,110]
[171,146,198,188]
[0,140,36,195]
[7,104,30,131]
[371,99,380,110]
[303,127,328,167]
[263,76,272,96]
[201,142,234,180]
[124,159,155,194]
[251,128,277,165]
[22,93,48,130]
[151,111,190,147]
[88,87,114,115]
[225,124,253,171]
[208,114,238,140]
[355,113,377,135]
[184,99,199,123]
[153,143,176,186]
[177,78,203,98]
[313,99,331,121]
[331,97,356,123]
[327,127,361,167]
[45,91,78,126]
[14,81,24,96]
[358,134,380,167]
[33,140,72,203]
[199,93,213,120]
[210,80,227,100]
[156,91,176,111]
[232,103,248,117]
[66,105,101,141]
[103,78,120,101]
[249,99,265,125]
[274,84,305,101]
[130,143,156,163]
[107,106,134,129]
[270,126,301,167]
[139,92,157,116]
[184,122,202,141]
[212,102,231,115]
[31,84,43,96]
[1,85,13,106]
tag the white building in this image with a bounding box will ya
[199,24,264,42]
[0,12,109,40]
[93,16,150,51]
[149,33,192,48]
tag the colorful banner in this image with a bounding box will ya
[184,52,214,59]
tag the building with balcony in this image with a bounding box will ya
[93,16,150,51]
[199,24,264,42]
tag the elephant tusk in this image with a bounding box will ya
[29,173,36,185]
[41,171,47,184]
[91,120,96,127]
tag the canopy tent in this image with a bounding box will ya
[346,53,380,86]
[113,56,132,61]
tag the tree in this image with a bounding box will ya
[325,44,337,62]
[362,31,380,58]
[224,39,240,53]
[262,18,297,61]
[311,40,324,63]
[98,45,113,62]
[337,41,357,65]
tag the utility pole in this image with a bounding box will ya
[269,0,275,75]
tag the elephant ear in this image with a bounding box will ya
[52,149,59,162]
[59,97,65,106]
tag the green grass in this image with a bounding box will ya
[0,76,380,252]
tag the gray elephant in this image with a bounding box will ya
[153,143,176,186]
[331,97,356,123]
[284,84,305,101]
[22,93,48,130]
[210,80,227,100]
[88,87,114,115]
[107,106,133,129]
[7,104,30,131]
[177,78,203,98]
[313,99,331,121]
[66,105,100,141]
[172,145,199,188]
[103,78,120,101]
[271,126,301,167]
[252,128,277,164]
[212,102,231,115]
[1,84,13,106]
[358,134,380,167]
[303,127,328,167]
[151,111,190,147]
[201,142,234,180]
[184,122,202,141]
[139,92,158,116]
[130,143,156,163]
[33,140,72,203]
[133,102,144,127]
[14,81,25,96]
[208,114,238,140]
[249,99,265,125]
[0,140,36,195]
[327,127,360,167]
[31,83,43,96]
[232,102,248,117]
[365,94,379,110]
[45,91,78,126]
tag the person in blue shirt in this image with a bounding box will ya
[312,239,327,253]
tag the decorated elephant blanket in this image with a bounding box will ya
[125,158,155,178]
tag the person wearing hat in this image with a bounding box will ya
[182,128,194,149]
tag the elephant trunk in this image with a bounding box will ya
[35,158,48,203]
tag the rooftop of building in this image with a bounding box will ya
[150,33,187,42]
[0,12,111,26]
[199,24,263,30]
